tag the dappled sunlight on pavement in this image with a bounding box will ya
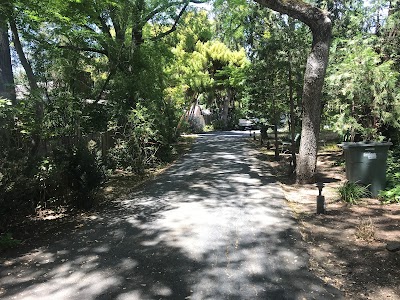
[0,131,342,299]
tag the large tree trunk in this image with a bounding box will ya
[296,23,331,183]
[0,24,15,103]
[254,0,332,183]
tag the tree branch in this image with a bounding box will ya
[57,44,108,56]
[254,0,330,35]
[143,0,207,25]
[82,24,99,34]
[109,11,126,42]
[189,0,208,3]
[151,1,189,41]
[95,69,114,103]
[143,1,186,24]
[98,14,113,39]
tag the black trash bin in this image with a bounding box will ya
[341,142,392,197]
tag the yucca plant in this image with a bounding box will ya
[337,181,371,204]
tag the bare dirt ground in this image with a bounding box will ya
[253,140,400,299]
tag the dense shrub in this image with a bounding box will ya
[379,150,400,203]
[0,142,105,222]
[0,233,21,251]
[105,104,178,173]
[188,115,205,133]
[0,150,37,214]
[211,119,225,130]
[52,144,105,209]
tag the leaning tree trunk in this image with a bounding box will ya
[254,0,332,183]
[9,18,38,92]
[9,17,43,155]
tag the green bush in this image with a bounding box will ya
[105,139,133,171]
[211,119,225,130]
[53,144,105,209]
[0,149,38,215]
[379,186,400,204]
[379,150,400,204]
[337,181,371,204]
[106,104,178,173]
[0,142,105,222]
[0,99,52,217]
[0,233,21,251]
[188,115,205,133]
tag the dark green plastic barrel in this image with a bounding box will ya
[341,142,392,197]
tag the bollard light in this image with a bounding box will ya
[316,182,324,196]
[316,182,325,214]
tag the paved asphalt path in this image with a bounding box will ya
[0,131,342,299]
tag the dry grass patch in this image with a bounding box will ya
[355,217,375,242]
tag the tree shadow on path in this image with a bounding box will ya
[1,131,343,299]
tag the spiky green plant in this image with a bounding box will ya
[337,181,371,204]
